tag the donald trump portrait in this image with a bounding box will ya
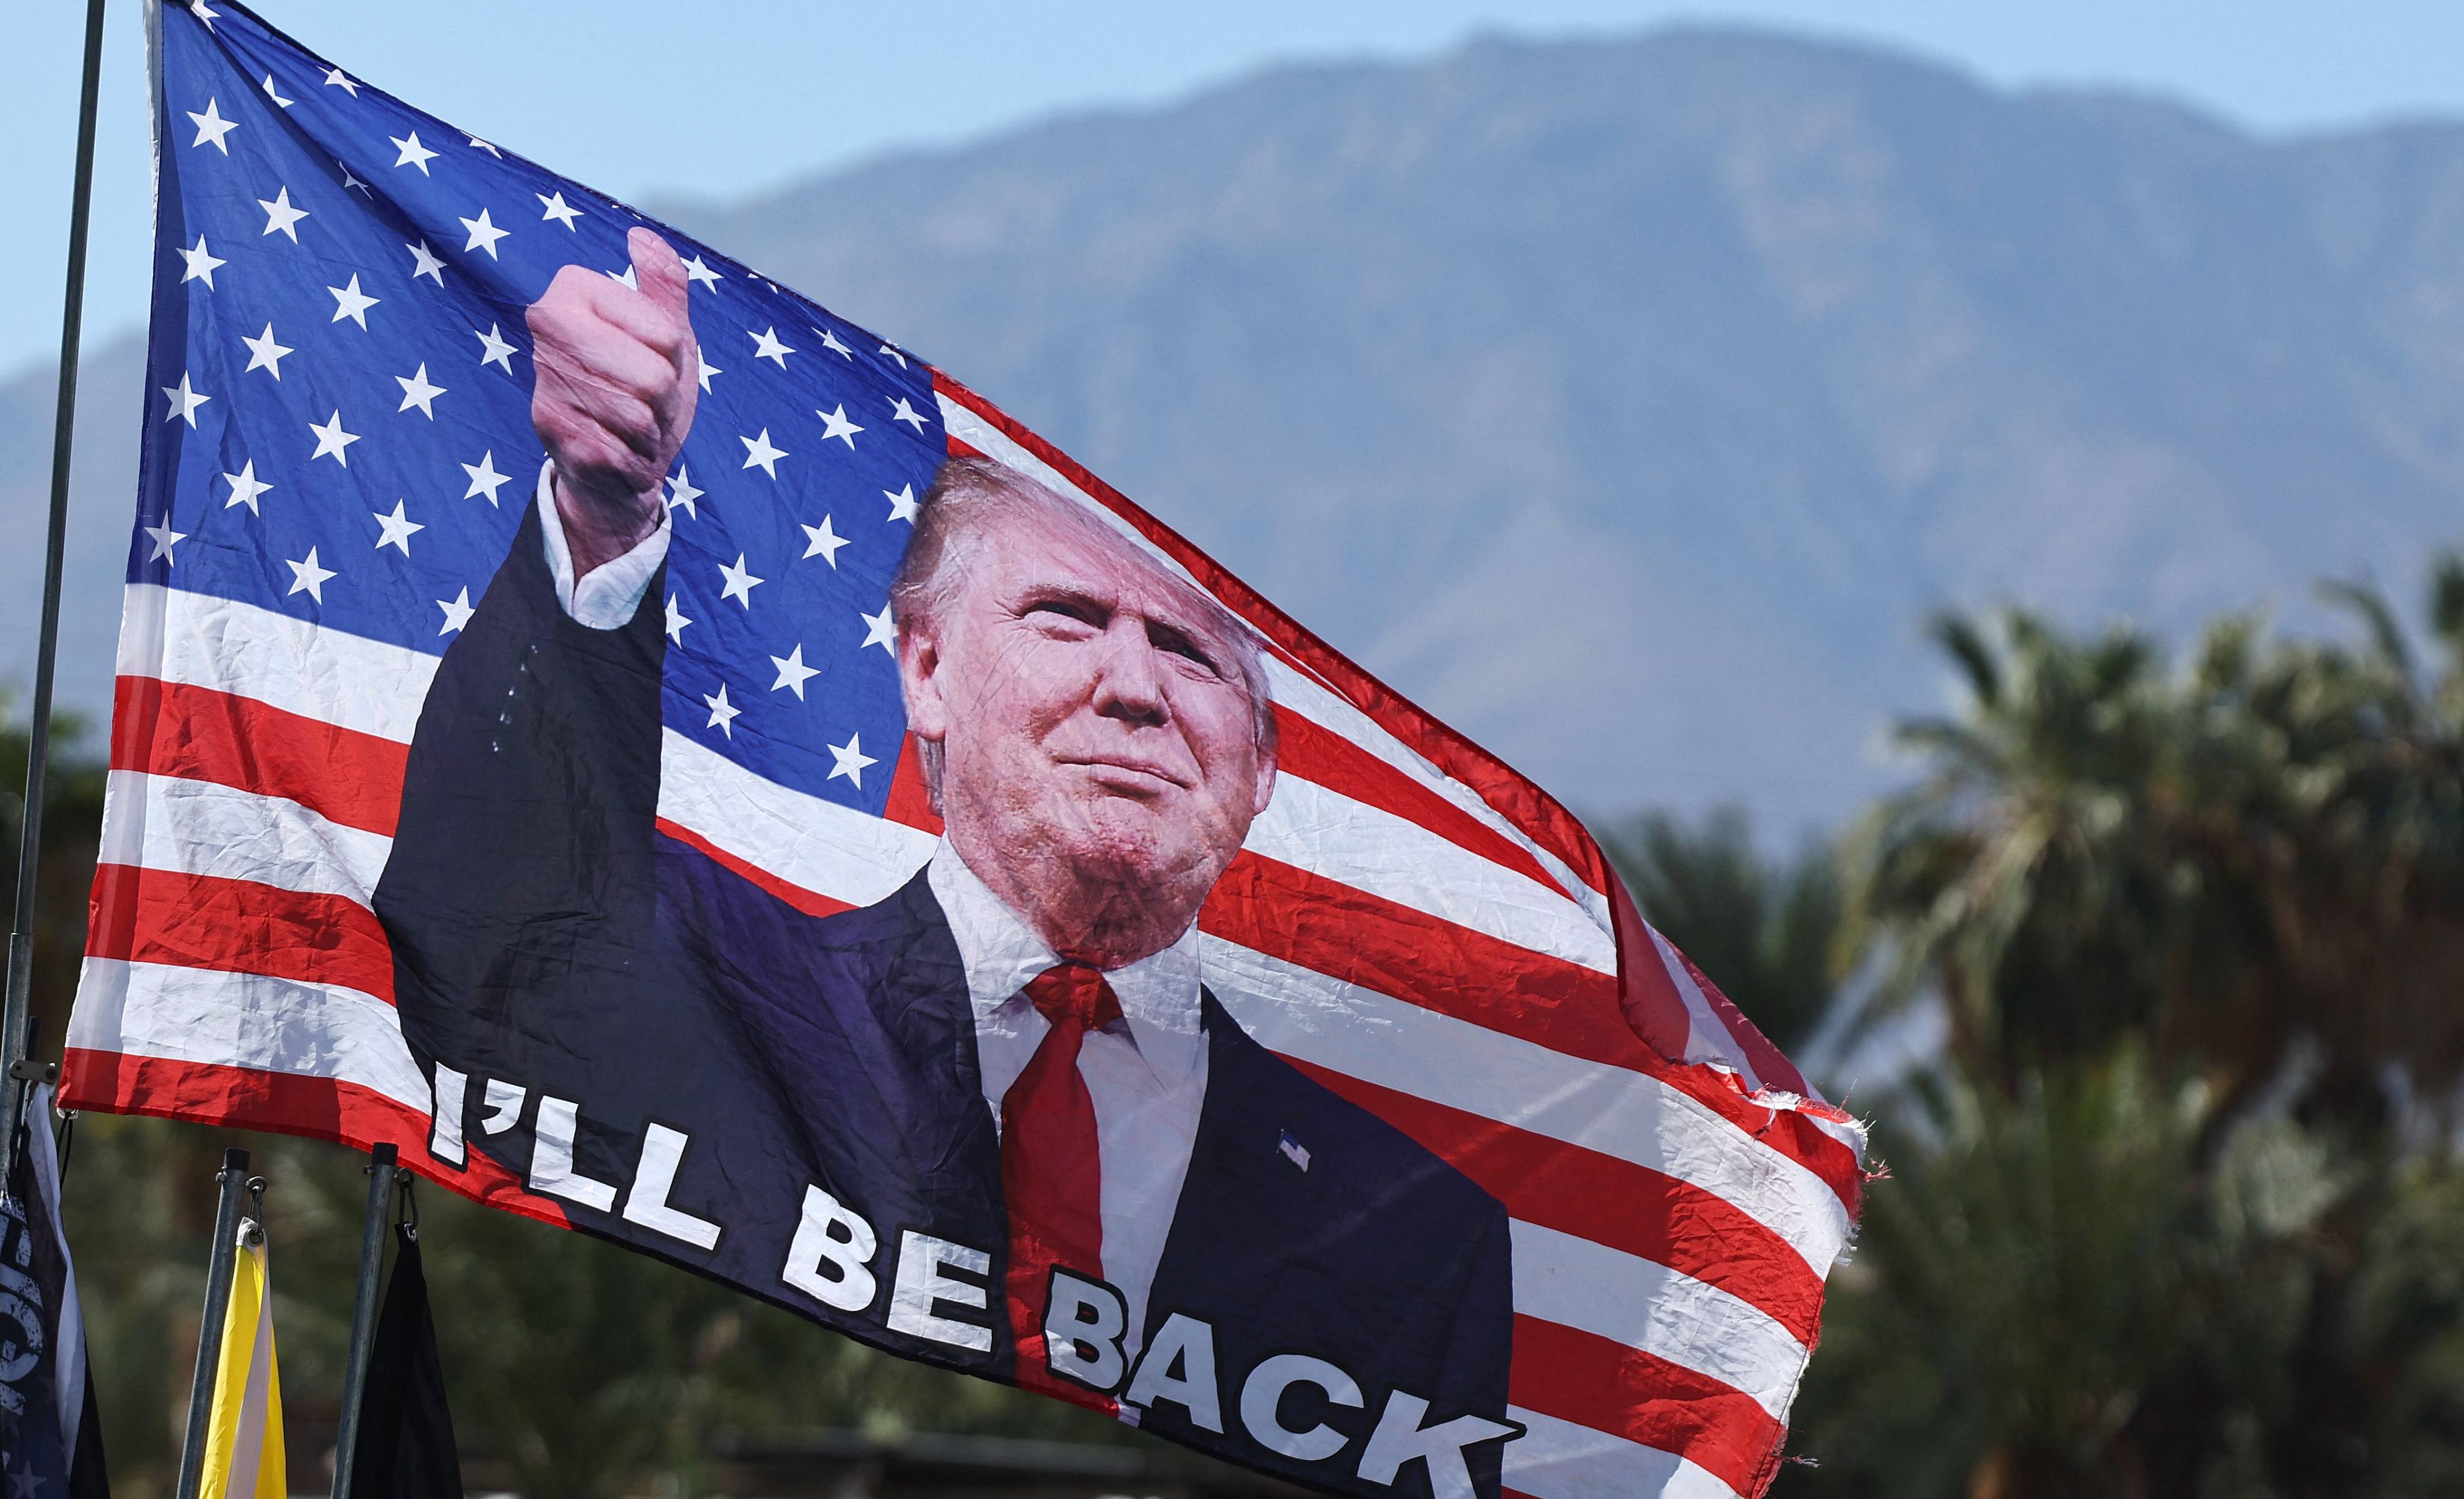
[374,230,1517,1497]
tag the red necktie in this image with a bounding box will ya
[1002,961,1123,1409]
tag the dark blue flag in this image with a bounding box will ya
[0,1086,108,1499]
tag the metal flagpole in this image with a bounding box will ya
[175,1147,255,1499]
[0,0,111,1174]
[330,1142,401,1499]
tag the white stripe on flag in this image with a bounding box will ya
[69,958,426,1112]
[1510,1219,1807,1417]
[100,770,392,902]
[119,583,439,743]
[1248,774,1615,973]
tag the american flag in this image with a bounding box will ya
[66,4,1866,1496]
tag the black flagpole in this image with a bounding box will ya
[0,0,111,1174]
[174,1148,254,1499]
[331,1142,401,1499]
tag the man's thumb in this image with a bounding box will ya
[629,226,691,319]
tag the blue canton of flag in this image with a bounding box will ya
[145,0,944,813]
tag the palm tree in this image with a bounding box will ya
[1841,565,2464,1131]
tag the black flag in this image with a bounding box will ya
[346,1210,462,1499]
[0,1085,108,1498]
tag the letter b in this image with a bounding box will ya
[1044,1270,1128,1392]
[780,1186,878,1313]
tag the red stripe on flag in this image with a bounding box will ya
[1286,1059,1824,1342]
[112,675,408,836]
[58,1047,570,1229]
[932,369,1610,897]
[85,863,396,1003]
[1510,1314,1788,1499]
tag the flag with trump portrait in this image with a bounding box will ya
[70,4,1867,1496]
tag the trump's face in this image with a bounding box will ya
[899,506,1275,964]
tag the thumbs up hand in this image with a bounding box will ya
[528,226,700,576]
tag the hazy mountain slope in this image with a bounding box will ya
[12,28,2464,827]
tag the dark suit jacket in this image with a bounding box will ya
[374,504,1515,1495]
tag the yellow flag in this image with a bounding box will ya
[199,1217,285,1499]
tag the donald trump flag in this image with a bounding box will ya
[67,5,1867,1497]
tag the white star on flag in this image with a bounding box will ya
[474,323,519,372]
[390,131,439,174]
[740,429,787,478]
[322,66,358,96]
[338,161,372,196]
[718,553,765,608]
[144,518,188,564]
[461,450,511,505]
[801,515,848,566]
[328,273,380,328]
[859,605,896,654]
[179,235,226,288]
[889,396,929,431]
[437,587,475,635]
[466,135,502,157]
[885,484,919,523]
[816,404,864,448]
[606,265,639,291]
[828,733,878,787]
[878,343,908,368]
[261,73,293,109]
[395,363,447,417]
[189,0,220,29]
[667,466,704,519]
[460,208,510,259]
[241,323,292,379]
[539,191,584,229]
[188,98,238,152]
[373,500,425,555]
[407,241,447,285]
[223,460,272,513]
[683,254,722,289]
[750,327,795,368]
[309,410,360,466]
[816,328,852,359]
[161,372,210,427]
[769,645,821,700]
[258,186,309,241]
[665,594,691,643]
[695,345,721,392]
[286,547,336,602]
[704,682,740,738]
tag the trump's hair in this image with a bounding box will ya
[889,457,1276,802]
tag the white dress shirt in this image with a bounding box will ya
[534,460,670,630]
[928,840,1208,1368]
[535,490,1210,1363]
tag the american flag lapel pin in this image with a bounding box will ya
[1278,1128,1311,1171]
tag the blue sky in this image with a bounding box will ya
[11,1,2464,377]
